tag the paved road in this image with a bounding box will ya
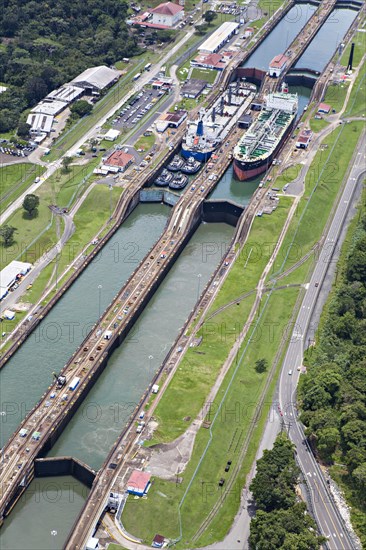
[278,132,366,550]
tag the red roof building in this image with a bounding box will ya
[269,54,289,77]
[127,470,151,496]
[191,53,226,71]
[318,102,331,114]
[150,2,184,27]
[104,151,134,172]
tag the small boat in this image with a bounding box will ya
[167,155,184,172]
[181,157,201,175]
[155,169,173,187]
[169,173,189,190]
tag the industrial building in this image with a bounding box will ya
[71,66,121,93]
[269,54,289,77]
[181,79,207,98]
[150,2,184,27]
[0,261,32,301]
[198,21,239,54]
[26,112,54,135]
[31,100,67,117]
[127,470,151,496]
[155,110,187,132]
[46,85,84,103]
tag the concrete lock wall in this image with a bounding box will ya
[35,457,96,488]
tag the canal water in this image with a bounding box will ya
[0,204,169,447]
[294,8,358,72]
[242,3,317,70]
[48,222,233,469]
[1,476,87,550]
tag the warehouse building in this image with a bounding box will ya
[46,85,84,104]
[31,100,67,116]
[198,21,239,54]
[181,79,207,98]
[26,112,54,135]
[71,66,121,93]
[155,110,187,132]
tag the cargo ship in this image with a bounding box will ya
[233,87,298,181]
[181,82,256,162]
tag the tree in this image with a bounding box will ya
[22,194,40,217]
[17,122,31,139]
[70,100,93,118]
[203,10,217,24]
[62,156,73,173]
[255,358,268,373]
[0,225,17,247]
[195,24,209,35]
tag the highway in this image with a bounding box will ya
[278,131,366,550]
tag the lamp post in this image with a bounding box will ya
[98,285,102,327]
[109,183,113,221]
[197,273,202,302]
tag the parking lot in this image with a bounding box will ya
[110,86,165,131]
[0,141,36,164]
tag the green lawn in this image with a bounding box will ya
[150,197,293,444]
[269,121,365,279]
[340,31,366,67]
[309,117,330,133]
[123,285,301,547]
[323,82,350,113]
[133,133,156,152]
[274,164,301,189]
[190,67,218,84]
[0,163,44,214]
[345,59,366,117]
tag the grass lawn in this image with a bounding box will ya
[107,544,129,550]
[133,133,156,152]
[122,285,301,547]
[274,164,301,189]
[323,81,350,113]
[45,185,123,287]
[345,59,366,117]
[269,121,364,279]
[0,163,45,215]
[340,31,366,67]
[309,117,330,133]
[190,67,218,84]
[150,197,293,444]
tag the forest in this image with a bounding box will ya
[299,204,366,542]
[0,0,142,132]
[249,434,325,549]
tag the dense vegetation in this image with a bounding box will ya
[299,205,366,542]
[0,0,141,132]
[249,434,324,549]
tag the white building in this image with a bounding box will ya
[104,129,120,141]
[71,66,121,92]
[150,2,184,27]
[31,100,66,116]
[46,85,84,104]
[0,261,32,300]
[269,54,289,78]
[27,112,54,135]
[198,22,239,54]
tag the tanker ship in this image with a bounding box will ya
[233,87,298,181]
[181,82,256,162]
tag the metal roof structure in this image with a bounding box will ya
[71,66,121,91]
[198,21,239,54]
